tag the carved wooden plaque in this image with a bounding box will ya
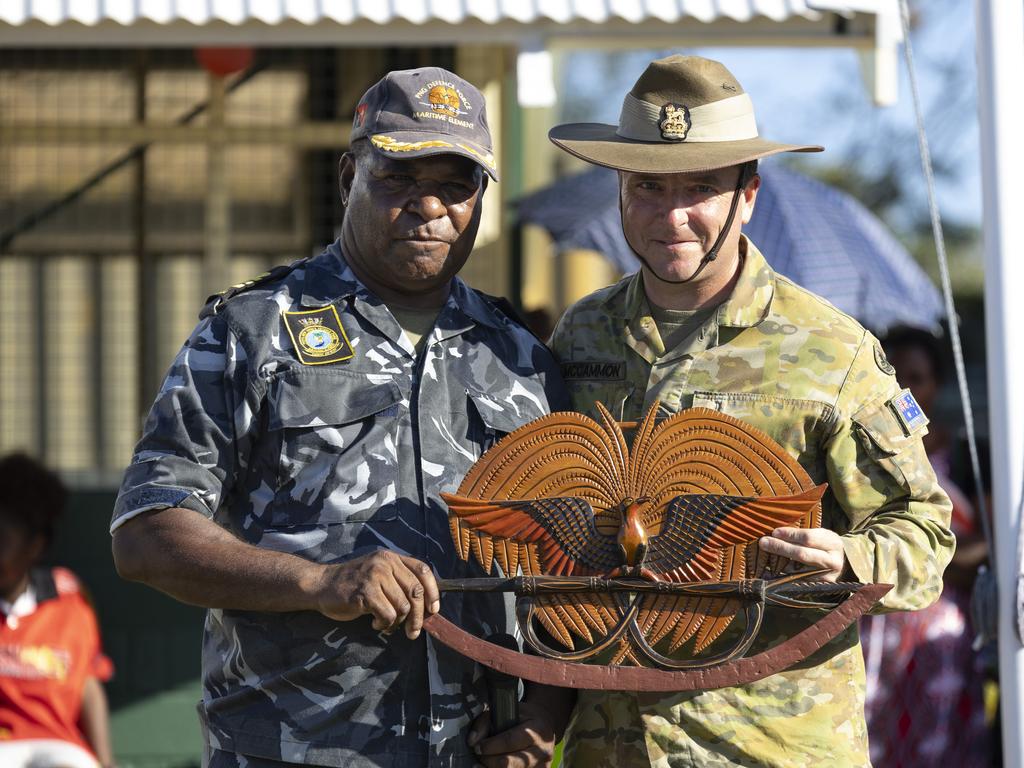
[439,402,837,670]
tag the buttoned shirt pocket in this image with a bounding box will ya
[464,386,549,457]
[852,400,929,491]
[562,367,635,422]
[690,391,835,477]
[263,368,404,526]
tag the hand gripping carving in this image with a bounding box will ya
[430,403,890,686]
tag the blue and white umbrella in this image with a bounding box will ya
[516,164,943,333]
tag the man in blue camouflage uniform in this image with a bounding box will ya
[111,68,569,768]
[546,56,954,766]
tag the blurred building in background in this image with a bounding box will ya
[0,3,900,765]
[0,2,899,477]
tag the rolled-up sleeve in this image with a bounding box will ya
[826,334,955,612]
[111,314,256,533]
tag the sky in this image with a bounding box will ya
[556,0,981,230]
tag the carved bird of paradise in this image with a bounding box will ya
[441,401,826,665]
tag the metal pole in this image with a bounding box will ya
[204,74,231,294]
[34,256,47,462]
[975,2,1024,766]
[91,253,105,468]
[133,59,158,423]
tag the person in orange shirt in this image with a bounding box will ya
[0,453,114,768]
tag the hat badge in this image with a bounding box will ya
[659,103,691,142]
[428,85,461,117]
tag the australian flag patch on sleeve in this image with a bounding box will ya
[888,388,929,435]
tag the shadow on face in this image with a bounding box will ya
[339,145,485,306]
[618,165,758,287]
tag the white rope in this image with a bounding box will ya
[898,0,993,554]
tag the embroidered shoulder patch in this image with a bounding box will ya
[282,305,354,366]
[874,344,896,376]
[888,388,929,435]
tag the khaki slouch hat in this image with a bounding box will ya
[549,55,822,174]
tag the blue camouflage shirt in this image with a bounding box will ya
[112,242,568,767]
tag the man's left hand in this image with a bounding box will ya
[758,527,847,581]
[467,700,559,768]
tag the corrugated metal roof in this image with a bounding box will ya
[0,0,878,30]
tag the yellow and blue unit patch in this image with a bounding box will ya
[282,305,354,365]
[888,388,929,435]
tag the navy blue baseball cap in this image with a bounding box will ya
[350,67,499,182]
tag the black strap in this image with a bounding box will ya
[626,167,748,286]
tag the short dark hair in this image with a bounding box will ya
[880,325,946,383]
[0,453,67,546]
[340,139,372,216]
[348,137,373,164]
[740,160,759,187]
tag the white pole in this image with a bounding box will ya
[975,2,1024,766]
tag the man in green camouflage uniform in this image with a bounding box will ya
[547,55,954,767]
[111,68,569,768]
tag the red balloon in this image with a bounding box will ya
[195,47,254,77]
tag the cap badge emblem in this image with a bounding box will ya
[413,80,473,126]
[428,85,462,117]
[659,103,691,142]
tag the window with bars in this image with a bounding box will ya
[0,46,499,481]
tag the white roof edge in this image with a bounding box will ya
[0,14,883,47]
[807,0,892,12]
[0,0,889,37]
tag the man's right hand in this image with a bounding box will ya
[112,508,441,638]
[313,550,440,639]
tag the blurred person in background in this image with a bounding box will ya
[860,325,991,766]
[0,453,114,768]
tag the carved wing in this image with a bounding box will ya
[442,403,631,650]
[439,495,621,576]
[445,403,630,573]
[646,486,828,583]
[627,405,825,658]
[442,402,829,665]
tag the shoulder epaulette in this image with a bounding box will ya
[478,291,549,347]
[200,258,309,319]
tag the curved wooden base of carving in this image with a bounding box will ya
[516,594,641,662]
[423,583,891,691]
[625,600,764,670]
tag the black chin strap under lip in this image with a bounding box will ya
[624,167,747,286]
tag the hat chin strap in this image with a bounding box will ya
[624,168,746,286]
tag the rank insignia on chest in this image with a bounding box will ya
[282,306,354,365]
[888,388,929,435]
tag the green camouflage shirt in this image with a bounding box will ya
[550,237,954,768]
